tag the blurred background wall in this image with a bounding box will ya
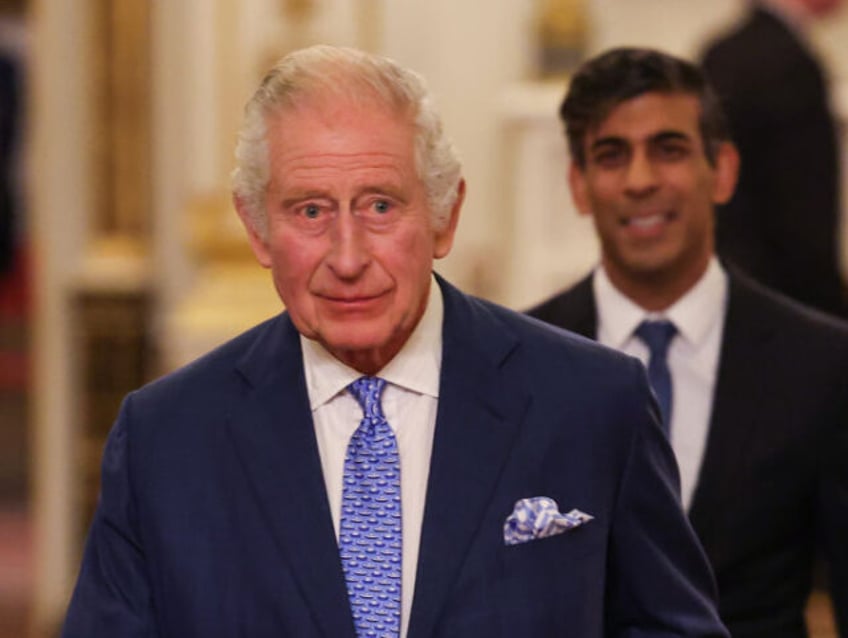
[4,0,847,635]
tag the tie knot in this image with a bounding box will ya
[348,376,387,420]
[634,320,677,359]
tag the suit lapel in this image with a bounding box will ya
[227,315,355,638]
[407,278,529,638]
[687,275,775,550]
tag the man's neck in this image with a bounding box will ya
[602,258,711,312]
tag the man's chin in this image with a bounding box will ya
[616,247,679,275]
[314,325,400,372]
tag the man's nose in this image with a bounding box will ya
[326,210,370,278]
[624,152,659,197]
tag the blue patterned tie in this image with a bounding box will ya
[339,377,402,637]
[634,320,677,434]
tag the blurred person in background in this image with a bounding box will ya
[701,0,848,318]
[529,47,848,638]
[0,0,24,278]
[0,2,29,636]
[0,53,19,276]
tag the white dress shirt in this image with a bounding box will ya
[301,277,443,638]
[594,258,728,510]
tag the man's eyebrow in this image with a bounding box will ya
[649,130,693,144]
[588,130,697,159]
[279,190,331,207]
[590,129,693,151]
[589,136,628,153]
[358,184,404,197]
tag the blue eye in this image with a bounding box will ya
[373,200,391,214]
[303,204,320,219]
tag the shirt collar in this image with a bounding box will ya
[594,257,728,349]
[301,275,444,410]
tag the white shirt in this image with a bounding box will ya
[301,277,442,638]
[594,258,728,510]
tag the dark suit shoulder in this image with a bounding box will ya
[470,289,608,358]
[525,274,596,337]
[728,272,848,353]
[719,271,848,433]
[144,314,281,389]
[123,314,289,432]
[465,290,650,422]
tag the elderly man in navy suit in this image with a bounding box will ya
[62,45,727,637]
[529,47,848,637]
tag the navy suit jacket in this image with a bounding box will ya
[528,270,848,638]
[63,277,727,637]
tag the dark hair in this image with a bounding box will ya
[561,47,730,167]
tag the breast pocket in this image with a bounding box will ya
[501,521,606,612]
[438,524,608,636]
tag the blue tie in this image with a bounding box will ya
[339,377,402,638]
[634,320,677,434]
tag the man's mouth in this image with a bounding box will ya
[621,211,676,231]
[318,290,390,307]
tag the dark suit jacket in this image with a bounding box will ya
[528,271,848,638]
[701,7,848,318]
[62,277,727,637]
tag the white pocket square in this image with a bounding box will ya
[503,496,593,546]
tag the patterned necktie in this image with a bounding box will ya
[339,376,402,637]
[634,319,677,434]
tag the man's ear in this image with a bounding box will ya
[712,142,740,205]
[568,162,592,217]
[433,179,465,259]
[233,194,272,268]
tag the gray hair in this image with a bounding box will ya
[232,45,462,237]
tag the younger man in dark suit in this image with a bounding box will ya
[61,45,727,637]
[529,47,848,638]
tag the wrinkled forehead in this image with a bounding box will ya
[261,97,420,191]
[265,86,415,142]
[266,92,416,142]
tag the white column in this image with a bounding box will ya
[29,0,96,630]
